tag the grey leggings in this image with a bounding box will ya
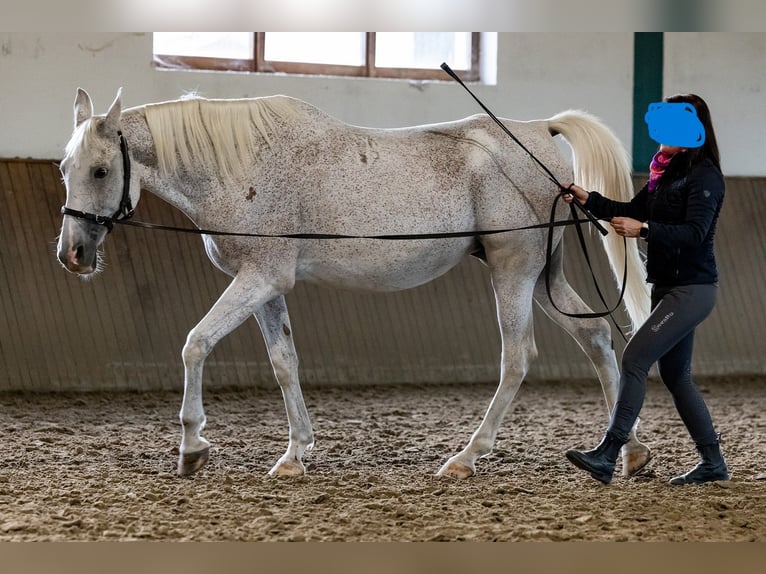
[609,283,719,446]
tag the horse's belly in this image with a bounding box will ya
[296,238,473,292]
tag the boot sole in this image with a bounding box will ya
[565,450,613,484]
[669,474,730,486]
[669,462,729,486]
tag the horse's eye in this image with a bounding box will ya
[94,167,109,179]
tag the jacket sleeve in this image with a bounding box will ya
[648,167,724,247]
[583,184,650,221]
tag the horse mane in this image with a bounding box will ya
[141,95,302,181]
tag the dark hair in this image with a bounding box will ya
[662,93,721,173]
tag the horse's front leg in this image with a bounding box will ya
[178,271,278,476]
[254,296,314,477]
[438,259,538,479]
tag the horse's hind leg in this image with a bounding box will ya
[178,271,280,476]
[532,243,651,477]
[437,251,538,479]
[254,296,314,477]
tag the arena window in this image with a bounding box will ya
[153,32,482,81]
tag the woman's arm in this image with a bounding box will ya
[563,183,649,237]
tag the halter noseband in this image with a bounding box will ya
[61,130,134,233]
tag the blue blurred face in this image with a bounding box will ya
[645,102,705,148]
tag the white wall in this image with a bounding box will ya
[664,33,766,176]
[0,33,763,175]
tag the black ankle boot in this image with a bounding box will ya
[566,431,627,484]
[669,436,729,485]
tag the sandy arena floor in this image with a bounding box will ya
[1,376,764,541]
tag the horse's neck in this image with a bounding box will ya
[123,97,340,226]
[122,109,203,220]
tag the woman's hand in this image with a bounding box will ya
[562,184,644,238]
[609,217,644,238]
[561,183,589,205]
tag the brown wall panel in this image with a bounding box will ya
[0,159,763,391]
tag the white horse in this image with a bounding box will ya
[57,88,652,479]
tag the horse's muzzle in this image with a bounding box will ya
[57,241,99,275]
[57,218,106,275]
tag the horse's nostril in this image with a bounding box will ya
[75,245,84,262]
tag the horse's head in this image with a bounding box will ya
[57,88,138,275]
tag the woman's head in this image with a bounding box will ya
[663,93,721,171]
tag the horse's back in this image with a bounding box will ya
[272,110,565,291]
[273,108,563,223]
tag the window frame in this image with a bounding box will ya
[153,33,481,82]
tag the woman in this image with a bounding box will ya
[562,93,729,485]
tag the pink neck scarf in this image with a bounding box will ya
[648,149,677,192]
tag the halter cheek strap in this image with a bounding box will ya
[61,130,134,233]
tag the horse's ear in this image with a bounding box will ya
[104,87,123,133]
[74,88,94,129]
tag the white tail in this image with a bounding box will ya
[547,110,650,332]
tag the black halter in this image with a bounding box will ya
[61,130,134,233]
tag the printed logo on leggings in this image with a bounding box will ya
[651,311,675,332]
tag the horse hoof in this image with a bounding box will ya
[178,447,210,477]
[622,444,652,477]
[268,460,305,477]
[437,460,475,479]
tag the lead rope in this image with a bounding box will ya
[546,195,630,343]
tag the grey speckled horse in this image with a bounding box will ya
[57,88,652,479]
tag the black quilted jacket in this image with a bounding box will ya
[584,157,725,286]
